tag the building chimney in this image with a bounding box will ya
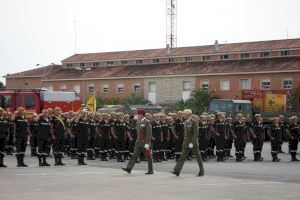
[214,40,219,52]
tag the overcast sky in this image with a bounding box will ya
[1,0,300,84]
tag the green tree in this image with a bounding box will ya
[95,95,106,109]
[172,99,190,112]
[122,93,150,106]
[188,89,218,114]
[0,81,4,88]
[107,97,121,105]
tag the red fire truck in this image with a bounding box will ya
[0,89,82,115]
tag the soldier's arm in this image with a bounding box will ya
[145,120,152,145]
[190,120,199,144]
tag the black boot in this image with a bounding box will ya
[258,152,264,162]
[38,155,43,166]
[0,154,7,167]
[291,152,299,161]
[58,153,65,165]
[71,150,77,159]
[87,150,95,160]
[81,154,87,165]
[94,148,100,158]
[16,154,22,167]
[43,155,50,166]
[31,148,37,157]
[20,154,28,167]
[254,152,258,162]
[78,154,82,165]
[200,151,207,161]
[235,153,241,162]
[54,154,59,166]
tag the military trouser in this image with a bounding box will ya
[6,132,14,155]
[94,137,101,158]
[38,138,50,156]
[115,137,126,161]
[224,138,233,158]
[64,136,71,155]
[15,136,28,166]
[0,137,6,158]
[199,136,209,161]
[208,137,216,157]
[126,140,153,173]
[289,138,298,161]
[30,136,38,156]
[234,138,246,162]
[174,144,204,175]
[152,137,162,162]
[70,137,78,159]
[99,136,110,160]
[252,138,264,161]
[215,136,226,161]
[271,140,281,161]
[53,137,65,157]
[87,138,95,159]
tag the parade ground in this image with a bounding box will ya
[1,142,300,200]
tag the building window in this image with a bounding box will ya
[169,57,176,63]
[240,53,250,59]
[203,55,211,61]
[260,52,270,58]
[201,80,209,90]
[121,60,128,65]
[106,61,114,66]
[185,57,193,62]
[66,64,73,67]
[60,85,67,91]
[283,78,293,89]
[73,84,80,94]
[133,84,141,92]
[220,80,230,91]
[281,50,291,57]
[117,83,124,93]
[102,84,109,93]
[260,79,271,90]
[80,63,85,67]
[240,79,251,90]
[220,54,229,60]
[88,84,95,93]
[136,60,143,65]
[152,58,160,64]
[93,62,99,67]
[182,81,191,101]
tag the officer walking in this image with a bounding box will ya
[171,109,204,177]
[122,109,153,175]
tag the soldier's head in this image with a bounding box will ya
[273,117,280,124]
[118,112,124,120]
[111,112,117,119]
[217,112,225,121]
[177,111,183,118]
[137,109,146,120]
[237,113,243,121]
[191,114,199,122]
[160,114,167,121]
[145,113,152,120]
[102,113,109,120]
[227,116,232,123]
[292,116,298,123]
[47,108,53,116]
[18,107,25,115]
[153,114,160,121]
[278,115,284,122]
[131,108,138,115]
[124,114,129,121]
[200,114,207,122]
[182,109,192,120]
[54,107,62,117]
[42,109,49,118]
[0,107,3,116]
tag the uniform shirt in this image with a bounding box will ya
[213,120,227,137]
[99,120,111,138]
[14,116,29,138]
[151,121,162,141]
[89,119,97,139]
[76,118,89,139]
[182,118,199,147]
[233,121,248,140]
[114,120,127,139]
[30,120,40,137]
[174,119,184,138]
[198,121,209,140]
[52,116,66,139]
[0,117,9,138]
[137,118,152,144]
[269,124,282,141]
[251,120,265,139]
[289,123,299,138]
[38,117,52,139]
[160,121,169,140]
[226,122,234,139]
[71,120,78,137]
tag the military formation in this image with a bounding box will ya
[0,106,299,172]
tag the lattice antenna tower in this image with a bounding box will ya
[166,0,177,50]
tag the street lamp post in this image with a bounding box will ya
[75,67,91,106]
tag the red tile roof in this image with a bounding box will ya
[62,38,300,63]
[43,57,300,80]
[5,65,58,78]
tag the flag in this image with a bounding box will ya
[86,94,97,113]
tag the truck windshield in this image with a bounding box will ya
[0,95,12,108]
[25,95,35,108]
[209,101,233,113]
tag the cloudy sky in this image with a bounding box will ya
[1,0,300,83]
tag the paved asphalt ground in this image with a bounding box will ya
[1,142,300,200]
